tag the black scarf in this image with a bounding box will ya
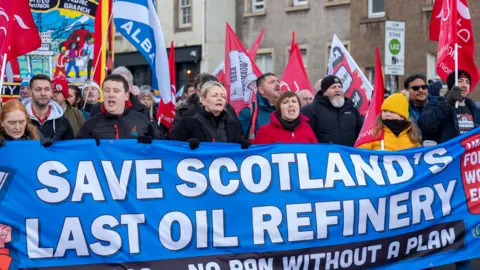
[275,113,301,132]
[383,119,409,137]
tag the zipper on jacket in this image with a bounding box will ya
[114,124,119,140]
[292,132,295,138]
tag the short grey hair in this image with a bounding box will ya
[112,66,134,84]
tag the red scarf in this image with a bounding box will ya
[32,106,51,125]
[101,100,132,115]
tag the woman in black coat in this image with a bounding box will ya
[172,81,248,149]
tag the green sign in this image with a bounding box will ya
[389,39,401,55]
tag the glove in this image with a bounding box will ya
[447,86,462,106]
[41,137,55,148]
[138,136,153,144]
[187,138,200,150]
[0,138,5,148]
[238,137,251,149]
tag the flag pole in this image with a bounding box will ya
[455,43,458,109]
[0,53,8,90]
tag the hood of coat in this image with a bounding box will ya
[22,98,65,122]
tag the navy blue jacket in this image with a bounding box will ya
[417,97,480,144]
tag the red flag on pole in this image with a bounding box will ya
[431,0,479,90]
[93,0,112,92]
[280,43,312,93]
[354,47,385,148]
[224,23,262,114]
[289,32,296,56]
[216,28,264,84]
[0,0,41,72]
[248,28,264,60]
[156,41,176,129]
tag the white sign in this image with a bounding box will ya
[385,21,405,75]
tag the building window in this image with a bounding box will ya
[293,0,308,6]
[179,0,192,28]
[366,67,375,85]
[287,47,308,68]
[252,0,265,12]
[368,0,385,18]
[256,52,273,73]
[427,53,441,81]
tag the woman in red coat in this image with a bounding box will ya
[254,91,318,144]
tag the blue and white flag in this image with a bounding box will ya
[113,0,170,100]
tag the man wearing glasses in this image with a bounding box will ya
[418,70,480,145]
[404,74,430,122]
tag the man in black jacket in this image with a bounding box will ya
[301,75,363,146]
[77,74,164,141]
[89,66,150,118]
[418,70,480,144]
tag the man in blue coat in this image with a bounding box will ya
[418,70,480,144]
[238,73,280,138]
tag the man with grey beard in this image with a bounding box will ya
[302,75,363,146]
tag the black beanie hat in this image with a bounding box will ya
[447,70,471,91]
[320,75,342,95]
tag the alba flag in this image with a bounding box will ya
[224,23,263,114]
[280,33,312,93]
[430,0,479,90]
[354,47,385,148]
[0,0,41,69]
[114,0,173,127]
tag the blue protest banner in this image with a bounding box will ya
[0,129,480,269]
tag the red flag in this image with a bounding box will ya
[354,47,385,147]
[429,0,443,41]
[434,0,479,90]
[289,32,296,56]
[0,0,40,66]
[224,23,262,114]
[217,29,264,84]
[248,28,264,60]
[280,43,312,93]
[93,0,112,89]
[156,41,176,129]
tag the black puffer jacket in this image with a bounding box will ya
[172,108,243,143]
[76,105,164,140]
[301,93,363,146]
[90,95,149,119]
[172,94,239,133]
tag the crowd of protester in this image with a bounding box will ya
[0,66,479,152]
[0,65,479,269]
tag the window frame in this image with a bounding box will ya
[368,0,385,18]
[252,0,265,12]
[293,0,308,6]
[179,0,192,28]
[255,48,275,74]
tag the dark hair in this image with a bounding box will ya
[68,85,82,107]
[256,73,276,89]
[404,74,427,89]
[274,91,301,112]
[102,74,129,93]
[184,83,195,94]
[193,73,218,90]
[30,74,51,88]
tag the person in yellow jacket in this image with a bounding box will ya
[358,91,421,151]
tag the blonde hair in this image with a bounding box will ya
[373,115,421,144]
[138,90,155,120]
[200,81,227,98]
[0,99,40,140]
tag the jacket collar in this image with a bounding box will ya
[269,111,309,128]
